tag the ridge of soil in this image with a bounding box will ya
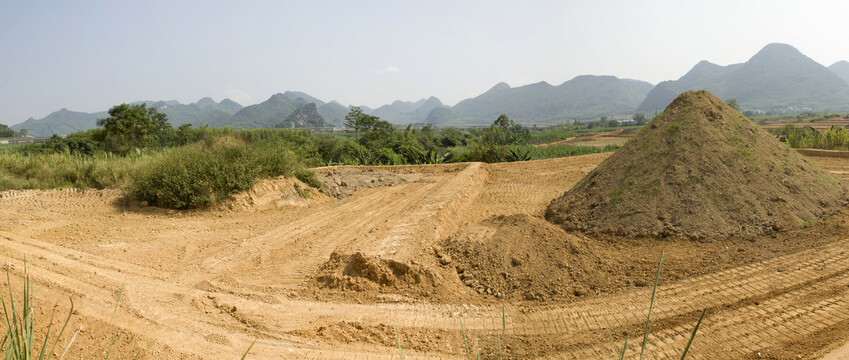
[546,90,849,238]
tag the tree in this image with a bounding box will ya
[19,129,28,137]
[0,124,15,138]
[725,98,741,111]
[494,114,512,128]
[481,114,529,145]
[633,113,646,125]
[96,103,171,155]
[344,106,377,142]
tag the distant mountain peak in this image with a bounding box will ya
[529,81,553,88]
[488,82,511,92]
[196,97,217,108]
[637,43,849,113]
[422,96,443,106]
[749,43,804,62]
[829,60,849,86]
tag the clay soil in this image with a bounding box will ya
[1,152,848,359]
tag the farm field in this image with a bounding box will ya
[534,128,635,148]
[1,150,848,359]
[758,116,849,132]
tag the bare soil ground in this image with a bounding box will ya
[1,151,848,359]
[535,129,635,148]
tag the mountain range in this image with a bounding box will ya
[637,43,849,113]
[11,43,849,137]
[12,98,244,137]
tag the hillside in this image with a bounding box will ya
[548,90,849,238]
[215,93,296,128]
[637,43,849,113]
[277,103,327,128]
[449,75,654,124]
[366,96,448,124]
[317,101,349,125]
[829,60,849,86]
[11,109,107,136]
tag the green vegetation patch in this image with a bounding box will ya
[129,137,313,209]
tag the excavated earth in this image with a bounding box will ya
[547,90,849,239]
[1,150,848,359]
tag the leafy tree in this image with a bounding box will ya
[494,114,512,128]
[725,98,741,111]
[96,104,171,155]
[0,124,14,138]
[633,113,646,125]
[344,106,377,142]
[480,114,530,146]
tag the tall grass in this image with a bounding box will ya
[0,152,145,191]
[780,125,849,150]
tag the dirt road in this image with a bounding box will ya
[0,153,847,359]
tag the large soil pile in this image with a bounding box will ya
[546,90,849,238]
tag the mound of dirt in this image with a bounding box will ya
[317,167,423,198]
[219,176,326,211]
[442,214,615,301]
[313,252,441,297]
[546,90,849,238]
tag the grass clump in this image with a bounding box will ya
[1,262,75,360]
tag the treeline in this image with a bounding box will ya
[3,103,621,209]
[0,124,16,138]
[20,109,537,166]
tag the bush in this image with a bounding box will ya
[464,143,508,163]
[295,169,323,190]
[374,148,404,165]
[130,136,319,209]
[129,137,261,209]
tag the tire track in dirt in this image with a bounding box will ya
[1,154,847,358]
[207,162,486,290]
[0,233,459,359]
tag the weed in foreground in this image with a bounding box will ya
[1,261,74,360]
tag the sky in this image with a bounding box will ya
[2,0,849,125]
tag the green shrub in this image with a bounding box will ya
[374,148,404,165]
[464,143,508,163]
[129,137,261,209]
[294,169,323,191]
[129,136,317,209]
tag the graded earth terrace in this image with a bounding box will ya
[1,144,848,358]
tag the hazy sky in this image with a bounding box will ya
[3,0,849,125]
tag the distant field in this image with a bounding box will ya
[535,128,636,148]
[757,116,849,132]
